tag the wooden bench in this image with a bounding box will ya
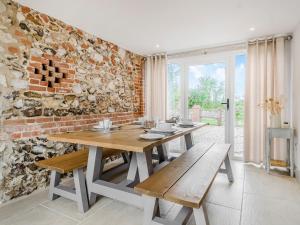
[135,143,233,225]
[36,148,127,213]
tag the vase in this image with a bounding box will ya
[270,114,281,128]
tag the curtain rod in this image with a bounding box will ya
[167,33,292,59]
[167,42,245,58]
[248,34,293,45]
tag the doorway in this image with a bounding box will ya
[167,52,246,160]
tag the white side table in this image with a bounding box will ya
[265,128,295,176]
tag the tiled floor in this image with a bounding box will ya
[0,161,300,225]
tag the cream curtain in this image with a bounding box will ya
[244,37,290,163]
[145,54,167,121]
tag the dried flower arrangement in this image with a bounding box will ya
[259,98,284,115]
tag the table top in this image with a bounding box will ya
[48,123,207,152]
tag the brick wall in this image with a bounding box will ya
[0,0,144,202]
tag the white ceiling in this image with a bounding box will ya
[17,0,300,55]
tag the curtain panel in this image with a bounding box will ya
[144,54,167,121]
[244,37,291,164]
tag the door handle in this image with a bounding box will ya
[221,98,230,111]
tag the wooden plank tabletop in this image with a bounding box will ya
[47,123,207,152]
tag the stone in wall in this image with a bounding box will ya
[0,0,144,202]
[0,136,76,202]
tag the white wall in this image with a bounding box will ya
[292,22,300,182]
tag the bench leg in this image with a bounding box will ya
[224,154,234,182]
[73,168,89,213]
[86,146,103,205]
[193,204,210,225]
[49,170,61,200]
[143,195,160,225]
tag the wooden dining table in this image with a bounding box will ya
[48,123,207,210]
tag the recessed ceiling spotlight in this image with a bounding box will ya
[249,27,255,31]
[155,44,160,49]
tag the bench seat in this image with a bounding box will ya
[135,143,233,225]
[36,148,124,173]
[36,147,127,213]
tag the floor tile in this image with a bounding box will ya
[0,205,77,225]
[206,174,243,210]
[79,200,142,225]
[244,166,300,202]
[0,189,48,222]
[188,203,240,225]
[41,196,112,221]
[165,202,240,225]
[241,193,300,225]
[231,160,245,180]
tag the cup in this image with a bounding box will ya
[138,117,145,126]
[98,121,104,128]
[103,118,111,132]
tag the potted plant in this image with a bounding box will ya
[260,98,284,128]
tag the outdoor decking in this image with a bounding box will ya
[169,125,244,158]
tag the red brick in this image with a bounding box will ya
[29,74,42,80]
[29,62,42,68]
[30,79,40,85]
[22,132,33,138]
[59,127,68,133]
[21,6,31,14]
[81,43,89,49]
[31,56,43,62]
[11,132,22,139]
[66,58,75,64]
[8,46,19,54]
[61,79,74,84]
[31,131,41,136]
[15,29,25,37]
[41,122,56,129]
[35,117,53,123]
[40,14,49,23]
[58,63,70,69]
[26,118,36,123]
[29,85,46,92]
[27,66,35,72]
[20,38,32,47]
[4,119,26,126]
[40,81,48,87]
[47,87,55,93]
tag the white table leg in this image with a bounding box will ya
[86,146,103,205]
[127,152,139,182]
[136,150,154,182]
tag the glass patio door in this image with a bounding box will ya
[167,52,246,160]
[184,60,232,149]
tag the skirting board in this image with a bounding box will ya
[296,169,300,184]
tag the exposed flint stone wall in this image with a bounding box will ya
[0,0,144,202]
